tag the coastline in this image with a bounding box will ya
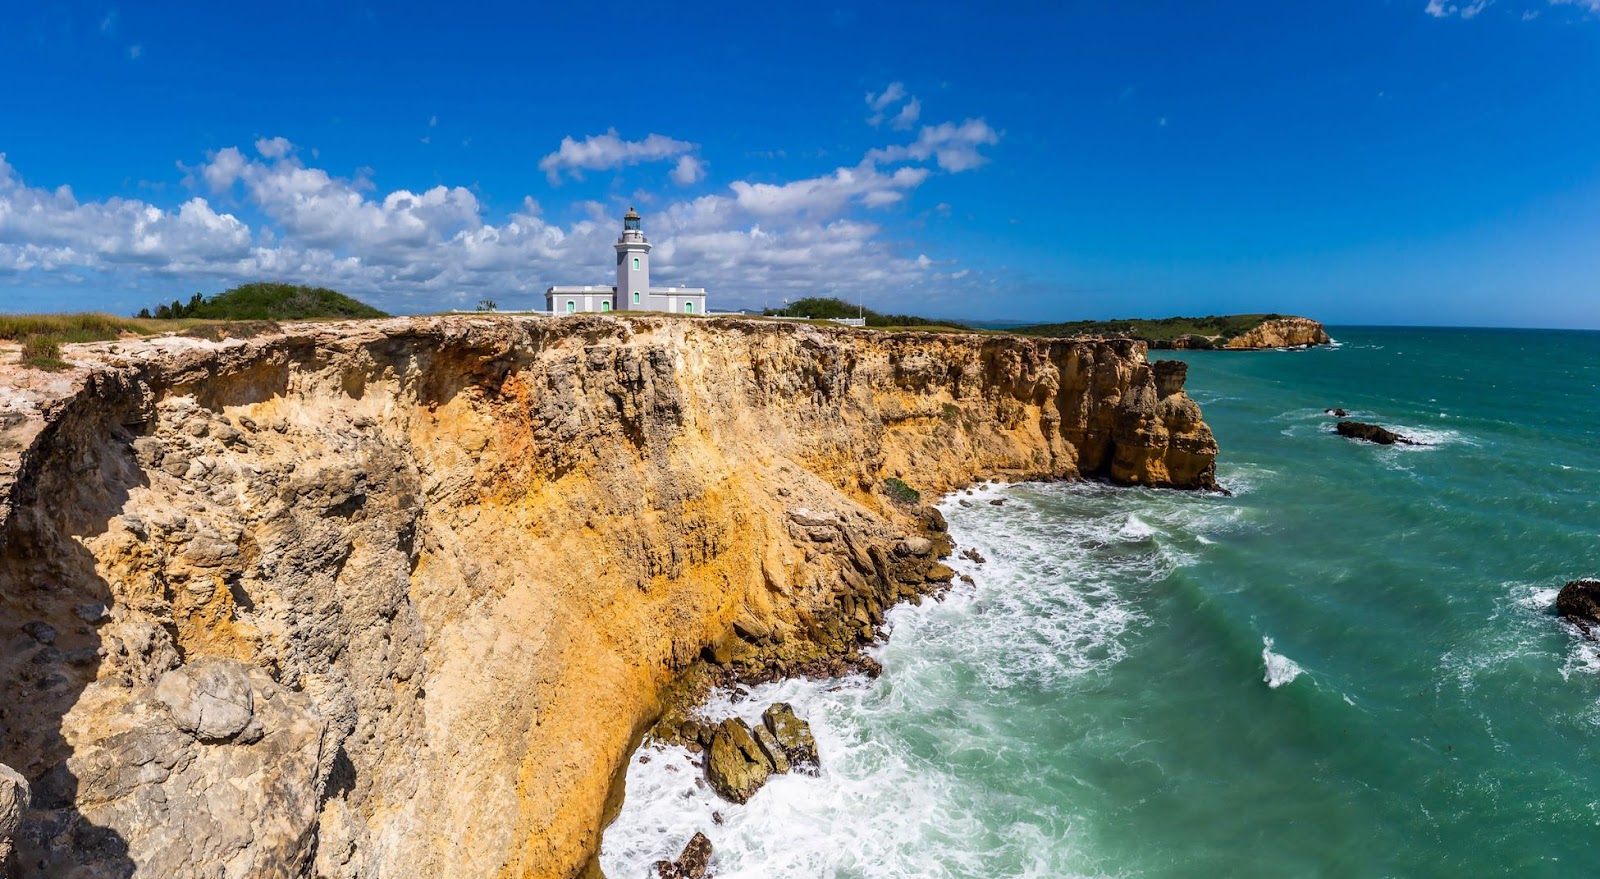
[0,314,1217,879]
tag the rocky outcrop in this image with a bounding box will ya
[1557,579,1600,636]
[1336,421,1416,446]
[0,763,27,872]
[654,832,712,879]
[702,704,819,805]
[0,315,1217,879]
[1220,317,1331,349]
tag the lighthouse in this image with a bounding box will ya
[545,207,708,315]
[615,207,651,311]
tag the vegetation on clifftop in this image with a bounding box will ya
[763,297,968,330]
[138,283,388,321]
[1012,314,1289,346]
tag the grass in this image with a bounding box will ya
[0,312,287,371]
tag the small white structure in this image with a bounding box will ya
[545,208,708,316]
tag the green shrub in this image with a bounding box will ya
[19,334,69,370]
[884,477,922,505]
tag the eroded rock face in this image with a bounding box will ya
[1222,317,1331,349]
[0,315,1217,879]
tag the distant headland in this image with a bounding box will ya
[1012,314,1331,350]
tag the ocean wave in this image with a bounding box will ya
[602,481,1222,878]
[1261,636,1305,688]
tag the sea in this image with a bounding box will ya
[599,326,1600,878]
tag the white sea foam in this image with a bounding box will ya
[1262,636,1304,688]
[1117,514,1155,541]
[600,482,1225,878]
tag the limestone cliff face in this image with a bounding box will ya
[0,316,1216,879]
[1220,317,1330,349]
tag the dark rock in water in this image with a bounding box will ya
[1557,579,1600,636]
[961,547,986,565]
[761,703,819,775]
[654,832,713,879]
[1335,421,1416,446]
[1325,408,1349,417]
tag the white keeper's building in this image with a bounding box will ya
[545,207,708,316]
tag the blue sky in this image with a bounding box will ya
[2,1,1598,327]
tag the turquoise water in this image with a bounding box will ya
[603,327,1600,878]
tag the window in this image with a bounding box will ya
[632,257,640,271]
[684,301,694,314]
[633,291,640,304]
[600,301,611,312]
[566,300,576,314]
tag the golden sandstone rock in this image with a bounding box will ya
[0,314,1216,878]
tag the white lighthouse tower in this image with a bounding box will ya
[545,207,707,315]
[616,207,651,311]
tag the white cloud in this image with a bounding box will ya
[866,82,907,113]
[868,82,920,128]
[1425,0,1490,17]
[869,119,1001,172]
[1550,0,1600,11]
[255,136,293,159]
[890,98,922,131]
[127,45,142,60]
[538,129,698,183]
[0,154,251,273]
[670,155,706,186]
[1,101,1001,313]
[730,164,930,217]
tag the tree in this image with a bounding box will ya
[477,299,498,312]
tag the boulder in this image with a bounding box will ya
[1324,408,1349,417]
[705,718,772,803]
[1335,421,1415,446]
[0,762,29,869]
[752,724,791,774]
[654,832,713,879]
[761,703,819,774]
[1557,579,1600,635]
[156,659,256,741]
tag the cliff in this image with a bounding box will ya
[0,315,1216,879]
[1216,317,1330,349]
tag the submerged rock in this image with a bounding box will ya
[1325,408,1349,417]
[654,832,713,878]
[1335,421,1415,446]
[1557,579,1600,636]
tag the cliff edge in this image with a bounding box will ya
[0,315,1216,879]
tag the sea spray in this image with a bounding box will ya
[1261,636,1304,689]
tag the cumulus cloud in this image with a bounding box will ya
[255,136,293,159]
[538,129,698,183]
[670,155,706,186]
[0,154,251,273]
[2,103,1002,313]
